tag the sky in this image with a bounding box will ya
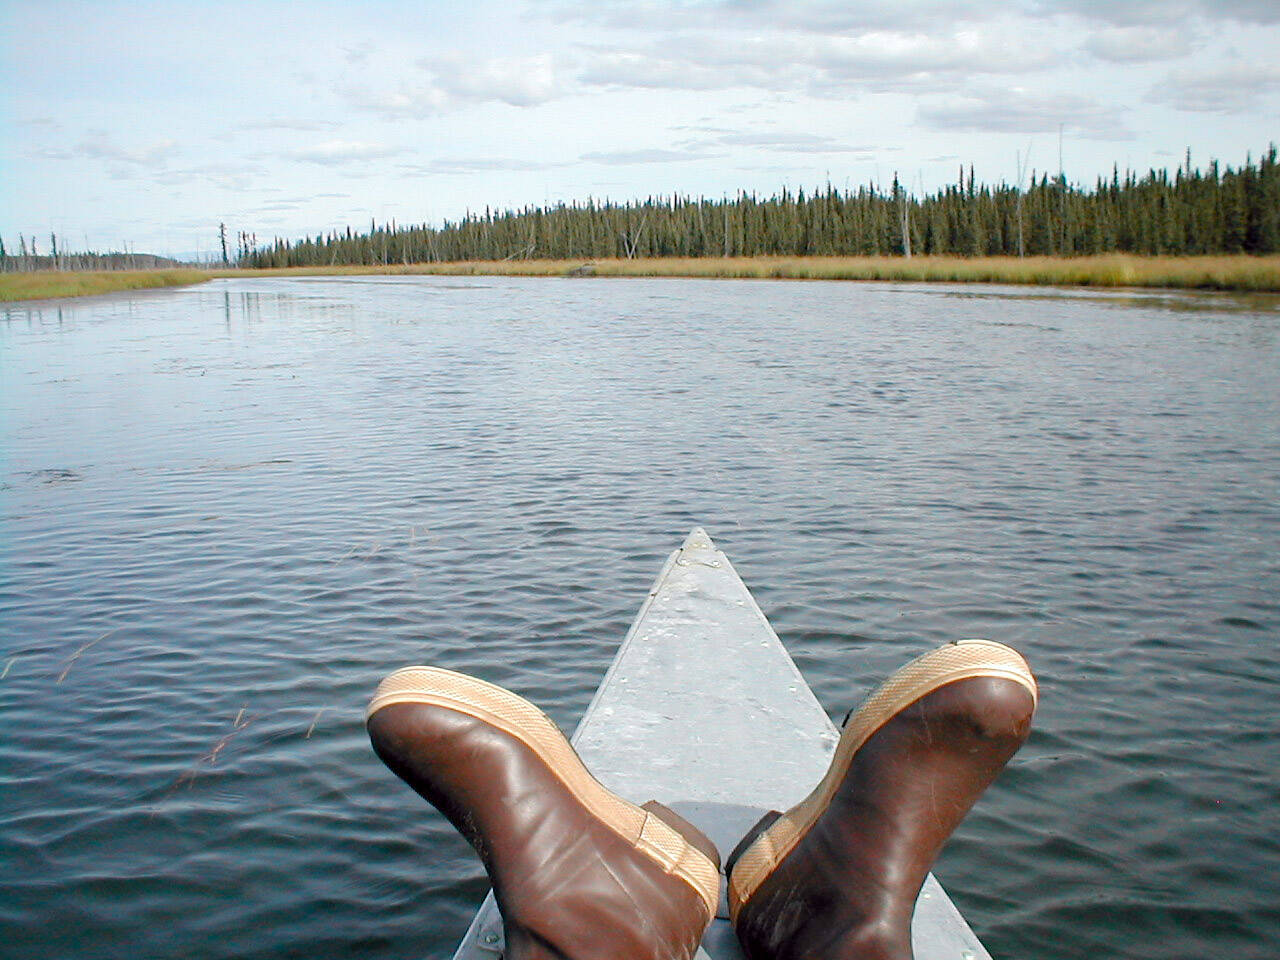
[3,0,1278,259]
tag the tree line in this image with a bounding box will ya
[6,146,1276,273]
[241,145,1279,268]
[0,232,179,273]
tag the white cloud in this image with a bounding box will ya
[342,42,375,65]
[1041,0,1280,24]
[75,131,179,167]
[547,0,997,34]
[7,0,1277,253]
[152,162,265,190]
[345,53,567,118]
[578,48,771,91]
[918,90,1134,140]
[1038,0,1200,26]
[342,82,451,119]
[578,28,1061,98]
[1145,63,1280,113]
[717,132,876,154]
[398,157,566,175]
[236,118,343,133]
[1215,0,1280,22]
[287,140,401,164]
[421,52,565,107]
[580,148,715,164]
[1083,26,1196,63]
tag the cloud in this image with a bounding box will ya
[345,54,567,118]
[716,132,876,154]
[1215,0,1280,21]
[1083,26,1196,63]
[1040,0,1280,24]
[420,53,564,107]
[806,31,1059,92]
[342,42,374,65]
[1037,0,1200,25]
[286,140,401,164]
[236,118,343,133]
[549,0,1271,106]
[342,82,450,118]
[397,157,566,175]
[152,162,265,190]
[1145,63,1280,113]
[580,148,715,164]
[74,131,179,167]
[577,48,774,91]
[671,123,738,134]
[547,0,997,34]
[577,29,1060,98]
[918,90,1134,140]
[29,131,181,178]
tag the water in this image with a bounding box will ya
[2,276,1277,960]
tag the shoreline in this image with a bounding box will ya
[0,268,212,304]
[4,254,1280,303]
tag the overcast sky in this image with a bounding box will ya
[3,0,1278,257]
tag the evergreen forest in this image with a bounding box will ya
[241,146,1280,269]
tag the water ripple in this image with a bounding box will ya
[2,277,1278,959]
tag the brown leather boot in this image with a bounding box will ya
[366,666,720,960]
[726,639,1037,960]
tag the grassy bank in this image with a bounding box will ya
[0,269,213,303]
[5,255,1280,303]
[235,254,1280,292]
[396,254,1280,291]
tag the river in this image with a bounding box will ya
[2,275,1277,959]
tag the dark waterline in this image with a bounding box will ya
[2,276,1278,959]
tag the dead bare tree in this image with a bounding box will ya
[895,173,912,259]
[621,213,648,259]
[1015,146,1032,258]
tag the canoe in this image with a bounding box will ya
[452,527,993,960]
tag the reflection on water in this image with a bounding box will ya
[2,276,1278,960]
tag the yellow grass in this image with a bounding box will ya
[0,269,212,302]
[230,254,1280,292]
[372,254,1280,291]
[5,255,1280,303]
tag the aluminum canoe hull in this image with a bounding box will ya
[453,527,993,960]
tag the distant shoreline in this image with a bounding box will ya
[5,254,1280,303]
[0,268,212,304]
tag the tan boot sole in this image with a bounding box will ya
[368,666,721,920]
[727,639,1037,920]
